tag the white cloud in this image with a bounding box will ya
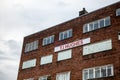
[0,0,119,80]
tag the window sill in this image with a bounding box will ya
[88,76,114,80]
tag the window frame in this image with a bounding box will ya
[59,29,72,41]
[56,71,71,80]
[83,39,112,55]
[116,8,120,16]
[43,35,54,46]
[25,40,38,52]
[40,54,53,65]
[39,75,51,80]
[118,32,120,40]
[83,64,114,80]
[22,59,36,69]
[57,49,72,61]
[83,16,111,33]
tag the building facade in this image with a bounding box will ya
[17,1,120,80]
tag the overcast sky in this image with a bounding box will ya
[0,0,120,80]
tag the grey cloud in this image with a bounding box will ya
[0,50,4,54]
[0,71,5,80]
[0,55,16,61]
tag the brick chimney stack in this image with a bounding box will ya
[79,8,88,16]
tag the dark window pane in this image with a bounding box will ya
[101,67,107,77]
[94,21,99,30]
[105,17,110,26]
[47,38,50,44]
[95,67,100,78]
[89,23,94,31]
[89,69,94,79]
[100,19,104,28]
[83,24,88,33]
[60,33,63,40]
[43,38,47,45]
[69,29,72,37]
[116,8,120,16]
[64,32,68,39]
[107,66,112,76]
[51,36,54,43]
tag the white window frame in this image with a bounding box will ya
[59,29,72,40]
[83,16,110,33]
[118,32,120,40]
[57,49,72,61]
[22,59,36,69]
[25,40,38,52]
[39,75,51,80]
[83,64,114,80]
[83,39,112,55]
[56,71,71,80]
[116,8,120,16]
[40,55,53,65]
[43,35,54,46]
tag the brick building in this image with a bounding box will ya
[17,1,120,80]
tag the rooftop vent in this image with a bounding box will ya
[79,8,88,16]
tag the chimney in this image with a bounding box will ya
[79,8,88,16]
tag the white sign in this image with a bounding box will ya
[54,37,90,52]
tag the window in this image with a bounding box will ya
[83,39,112,55]
[43,35,54,46]
[116,8,120,16]
[105,17,110,26]
[118,32,120,40]
[39,75,51,80]
[40,55,53,65]
[83,16,111,33]
[24,78,34,80]
[25,40,38,52]
[99,19,104,28]
[22,59,36,69]
[94,21,99,30]
[57,49,72,61]
[83,64,114,80]
[56,71,70,80]
[59,29,72,40]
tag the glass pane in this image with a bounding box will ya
[43,38,47,46]
[64,32,68,39]
[60,33,63,40]
[89,23,94,31]
[84,70,88,80]
[101,67,107,77]
[69,29,72,38]
[105,17,110,26]
[56,72,70,80]
[116,8,120,16]
[58,49,72,61]
[95,67,100,78]
[83,24,88,33]
[89,69,94,79]
[100,19,104,28]
[94,21,99,30]
[107,66,112,76]
[25,44,29,52]
[51,36,54,43]
[41,55,53,65]
[47,38,50,44]
[27,43,31,51]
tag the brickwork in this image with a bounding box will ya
[17,2,120,80]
